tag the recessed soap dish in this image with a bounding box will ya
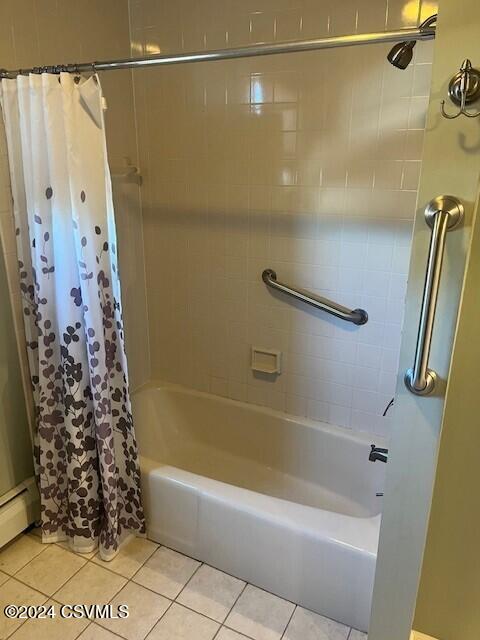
[251,346,282,375]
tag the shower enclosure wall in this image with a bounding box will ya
[126,2,434,627]
[131,0,434,436]
[0,0,436,633]
[0,0,434,439]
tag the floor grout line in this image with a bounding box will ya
[127,576,175,602]
[215,581,252,639]
[2,532,365,640]
[50,555,95,601]
[214,623,255,640]
[213,574,248,640]
[280,603,297,639]
[3,571,55,601]
[81,620,127,640]
[172,558,204,603]
[0,537,48,579]
[3,574,48,640]
[93,538,160,582]
[223,580,248,621]
[141,598,175,639]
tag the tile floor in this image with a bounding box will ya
[0,531,367,640]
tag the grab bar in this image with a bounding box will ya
[262,269,368,325]
[404,195,464,396]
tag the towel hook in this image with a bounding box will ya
[441,59,480,119]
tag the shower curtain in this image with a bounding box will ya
[0,73,145,559]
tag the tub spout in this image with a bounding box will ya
[369,444,389,463]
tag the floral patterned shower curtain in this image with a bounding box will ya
[0,73,145,559]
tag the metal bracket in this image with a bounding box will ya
[441,59,480,119]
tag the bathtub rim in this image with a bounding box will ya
[132,379,388,451]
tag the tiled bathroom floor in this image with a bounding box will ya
[0,531,366,640]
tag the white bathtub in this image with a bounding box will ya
[132,383,386,632]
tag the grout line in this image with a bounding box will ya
[74,620,93,640]
[280,604,297,639]
[128,576,174,602]
[89,538,159,580]
[80,621,126,640]
[223,578,248,618]
[113,544,246,630]
[3,575,48,640]
[102,539,299,630]
[173,560,204,602]
[215,582,251,637]
[102,582,173,638]
[5,617,29,639]
[3,571,54,601]
[214,623,255,640]
[5,533,360,640]
[50,552,127,605]
[0,538,48,578]
[141,598,175,638]
[164,600,224,627]
[2,534,88,604]
[98,542,176,640]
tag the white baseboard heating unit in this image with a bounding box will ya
[0,477,40,548]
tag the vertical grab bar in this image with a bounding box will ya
[404,195,464,396]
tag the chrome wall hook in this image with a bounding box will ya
[441,59,480,119]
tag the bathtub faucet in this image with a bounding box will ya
[369,444,389,463]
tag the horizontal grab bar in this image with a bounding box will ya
[262,269,368,325]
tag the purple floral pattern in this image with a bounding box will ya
[1,73,145,558]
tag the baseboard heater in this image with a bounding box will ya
[0,477,40,548]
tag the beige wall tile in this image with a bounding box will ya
[131,0,433,434]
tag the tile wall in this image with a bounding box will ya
[0,0,150,394]
[130,0,437,437]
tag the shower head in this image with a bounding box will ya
[387,14,437,70]
[387,41,416,69]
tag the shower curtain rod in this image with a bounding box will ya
[0,24,435,79]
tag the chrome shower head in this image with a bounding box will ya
[387,41,416,69]
[387,14,437,70]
